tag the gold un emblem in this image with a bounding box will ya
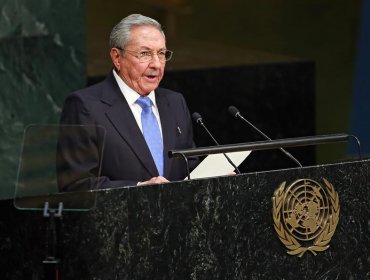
[272,178,340,257]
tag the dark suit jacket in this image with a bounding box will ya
[57,71,198,191]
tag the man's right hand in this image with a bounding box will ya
[137,176,169,186]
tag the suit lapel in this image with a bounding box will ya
[101,74,159,177]
[156,89,177,178]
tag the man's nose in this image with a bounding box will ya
[149,53,162,67]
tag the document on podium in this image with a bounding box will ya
[185,151,251,180]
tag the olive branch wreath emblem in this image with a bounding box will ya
[272,178,340,257]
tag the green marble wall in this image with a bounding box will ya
[0,0,86,199]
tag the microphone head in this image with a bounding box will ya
[192,112,203,124]
[228,105,240,117]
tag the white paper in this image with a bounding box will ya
[184,151,251,180]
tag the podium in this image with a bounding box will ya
[0,158,370,279]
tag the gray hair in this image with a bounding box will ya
[109,14,165,49]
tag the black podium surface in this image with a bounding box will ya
[1,159,370,279]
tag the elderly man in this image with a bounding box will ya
[58,14,198,191]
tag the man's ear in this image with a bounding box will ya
[110,48,122,71]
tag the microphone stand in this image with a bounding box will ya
[228,106,302,167]
[193,113,241,174]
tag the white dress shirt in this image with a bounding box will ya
[112,69,163,135]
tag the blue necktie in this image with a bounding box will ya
[136,96,164,176]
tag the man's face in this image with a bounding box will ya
[110,25,166,96]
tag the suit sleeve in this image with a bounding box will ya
[57,93,138,192]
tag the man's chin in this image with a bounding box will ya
[141,83,160,93]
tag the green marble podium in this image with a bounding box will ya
[1,159,370,279]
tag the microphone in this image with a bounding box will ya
[228,105,302,167]
[192,112,241,174]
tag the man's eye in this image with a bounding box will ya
[139,51,152,57]
[158,51,166,57]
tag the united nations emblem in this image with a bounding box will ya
[272,178,340,257]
